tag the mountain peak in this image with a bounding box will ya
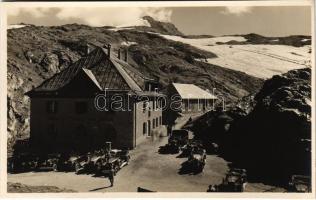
[142,15,183,36]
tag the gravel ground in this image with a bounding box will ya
[8,135,229,192]
[7,114,286,193]
[7,182,76,193]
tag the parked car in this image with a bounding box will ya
[74,154,91,174]
[181,139,203,156]
[8,152,38,173]
[208,168,247,192]
[55,153,83,172]
[96,149,130,176]
[34,153,60,171]
[187,147,206,172]
[169,129,189,146]
[164,129,189,153]
[203,141,219,154]
[288,175,311,192]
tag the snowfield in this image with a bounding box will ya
[8,24,28,29]
[161,35,311,79]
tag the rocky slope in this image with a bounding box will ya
[238,68,311,185]
[189,68,311,186]
[7,17,265,150]
[219,33,311,47]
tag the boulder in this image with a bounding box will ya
[40,53,60,73]
[227,68,311,185]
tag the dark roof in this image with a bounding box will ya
[29,47,156,94]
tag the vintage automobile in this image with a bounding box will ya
[8,152,38,173]
[181,139,203,156]
[288,175,311,192]
[208,168,247,192]
[164,129,189,153]
[229,168,247,182]
[34,153,60,171]
[187,147,206,172]
[96,149,130,176]
[203,141,219,154]
[169,129,189,145]
[74,154,91,174]
[55,153,83,172]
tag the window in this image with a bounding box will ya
[156,118,159,127]
[75,101,88,114]
[143,122,147,135]
[46,101,58,114]
[148,107,151,117]
[148,120,151,136]
[160,116,162,125]
[148,84,152,91]
[143,102,146,113]
[153,119,155,129]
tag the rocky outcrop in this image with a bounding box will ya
[218,33,311,47]
[225,68,311,185]
[40,53,60,73]
[190,68,311,186]
[142,16,183,36]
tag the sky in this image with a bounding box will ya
[7,6,311,37]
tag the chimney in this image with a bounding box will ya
[118,48,121,59]
[107,44,111,58]
[124,48,128,62]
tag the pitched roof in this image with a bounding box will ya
[31,47,155,93]
[172,83,217,99]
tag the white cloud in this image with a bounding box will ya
[8,7,51,18]
[7,7,173,27]
[222,6,252,15]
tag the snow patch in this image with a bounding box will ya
[301,39,311,42]
[109,19,150,32]
[121,41,137,46]
[8,24,28,29]
[162,35,247,47]
[108,27,135,32]
[160,34,311,79]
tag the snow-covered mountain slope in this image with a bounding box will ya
[8,24,29,29]
[161,35,311,79]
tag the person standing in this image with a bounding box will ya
[108,164,115,187]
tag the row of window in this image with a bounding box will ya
[142,100,164,114]
[47,101,88,114]
[143,116,162,135]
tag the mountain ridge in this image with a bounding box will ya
[7,16,265,150]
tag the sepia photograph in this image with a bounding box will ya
[3,1,314,196]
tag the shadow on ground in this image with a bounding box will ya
[178,161,202,175]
